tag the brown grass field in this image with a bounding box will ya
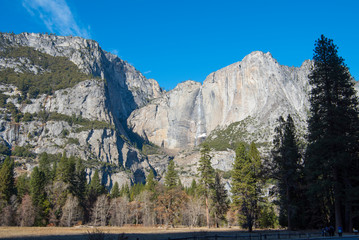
[0,226,260,240]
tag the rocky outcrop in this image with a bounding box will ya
[0,32,162,186]
[128,51,312,151]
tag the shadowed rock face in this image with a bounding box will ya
[128,51,312,151]
[0,32,161,186]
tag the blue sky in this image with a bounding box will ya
[0,0,358,90]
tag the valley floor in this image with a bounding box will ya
[0,226,351,240]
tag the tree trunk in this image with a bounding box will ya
[287,183,292,230]
[206,197,210,228]
[334,169,342,231]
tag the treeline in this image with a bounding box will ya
[0,143,279,228]
[270,35,359,232]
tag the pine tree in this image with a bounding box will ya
[16,173,30,200]
[198,143,215,228]
[305,35,359,231]
[39,152,51,184]
[211,172,229,228]
[146,170,157,192]
[88,169,105,198]
[110,182,120,199]
[187,179,198,197]
[120,184,130,199]
[272,115,304,229]
[231,142,262,232]
[164,160,178,189]
[0,156,16,202]
[30,166,48,225]
[71,158,87,201]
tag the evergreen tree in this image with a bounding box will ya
[55,152,75,184]
[39,153,51,184]
[231,142,262,232]
[305,35,359,231]
[272,115,304,229]
[30,166,49,225]
[187,179,198,197]
[16,173,30,200]
[88,169,105,198]
[71,158,87,202]
[146,170,157,192]
[0,156,16,202]
[198,143,215,228]
[164,160,178,189]
[110,182,120,199]
[120,184,130,199]
[211,172,229,228]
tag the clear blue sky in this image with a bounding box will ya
[0,0,358,90]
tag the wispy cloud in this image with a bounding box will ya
[144,70,152,74]
[22,0,90,38]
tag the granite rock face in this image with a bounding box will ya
[128,51,312,151]
[0,32,161,186]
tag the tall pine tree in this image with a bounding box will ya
[198,143,215,228]
[164,160,179,189]
[211,172,229,228]
[305,35,359,231]
[0,157,16,203]
[272,115,304,229]
[231,142,262,232]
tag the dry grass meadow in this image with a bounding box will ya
[0,226,255,240]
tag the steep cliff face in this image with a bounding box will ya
[128,51,312,151]
[0,32,161,185]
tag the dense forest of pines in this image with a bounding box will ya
[0,35,358,232]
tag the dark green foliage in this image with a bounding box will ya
[231,142,262,232]
[15,173,30,200]
[145,170,157,192]
[197,143,215,228]
[110,182,120,199]
[11,145,35,158]
[198,144,215,197]
[258,201,279,228]
[186,179,198,197]
[30,166,49,225]
[88,169,106,199]
[0,46,93,97]
[22,112,33,122]
[0,142,10,156]
[55,152,75,183]
[72,158,87,202]
[164,160,179,189]
[120,184,130,199]
[46,112,114,131]
[0,157,16,202]
[211,172,229,228]
[129,183,146,201]
[39,152,52,183]
[271,115,305,229]
[0,92,8,108]
[305,35,359,231]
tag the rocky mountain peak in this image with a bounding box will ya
[128,51,312,152]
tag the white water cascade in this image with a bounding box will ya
[194,87,206,146]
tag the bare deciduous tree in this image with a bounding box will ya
[60,194,83,226]
[91,194,110,226]
[17,194,35,226]
[109,197,129,226]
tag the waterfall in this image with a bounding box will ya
[195,87,206,146]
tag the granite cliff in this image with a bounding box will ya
[0,32,162,187]
[3,32,355,188]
